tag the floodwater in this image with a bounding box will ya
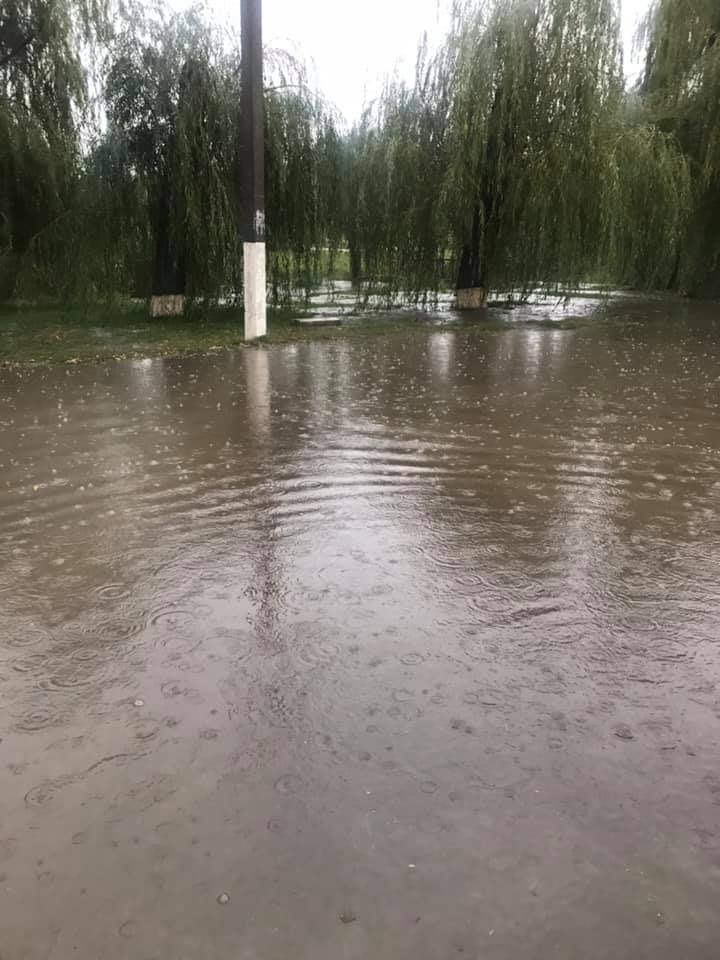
[2,297,720,959]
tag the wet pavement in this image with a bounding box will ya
[1,297,720,958]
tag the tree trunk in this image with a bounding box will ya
[455,202,485,308]
[150,180,186,317]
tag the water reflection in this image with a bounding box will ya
[2,303,720,958]
[244,348,271,439]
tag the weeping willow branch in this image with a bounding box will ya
[2,0,706,309]
[639,0,720,295]
[9,5,345,306]
[347,0,691,303]
[0,0,110,298]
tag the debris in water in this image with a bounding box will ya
[217,893,230,905]
[339,912,357,924]
[133,699,144,707]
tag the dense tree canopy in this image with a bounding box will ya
[2,2,343,303]
[346,0,691,301]
[105,10,239,300]
[640,0,720,295]
[0,0,108,297]
[0,0,717,308]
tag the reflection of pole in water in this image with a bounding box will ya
[244,348,271,439]
[253,534,283,652]
[430,332,455,383]
[244,348,281,650]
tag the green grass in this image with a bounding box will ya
[0,296,595,367]
[0,300,449,365]
[313,248,352,282]
[0,301,309,365]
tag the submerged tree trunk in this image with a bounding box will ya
[455,203,485,308]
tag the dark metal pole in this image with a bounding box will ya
[240,0,266,337]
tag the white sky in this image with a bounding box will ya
[171,0,650,123]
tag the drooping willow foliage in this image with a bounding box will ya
[265,57,345,301]
[0,0,715,308]
[347,0,692,301]
[639,0,720,295]
[0,0,109,298]
[103,9,240,301]
[2,3,344,304]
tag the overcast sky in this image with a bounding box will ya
[170,0,650,123]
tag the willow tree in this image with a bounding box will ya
[348,0,690,302]
[105,9,240,313]
[264,57,345,301]
[601,122,690,290]
[1,1,343,309]
[447,0,629,299]
[345,41,456,302]
[0,0,108,298]
[640,0,720,295]
[101,10,344,311]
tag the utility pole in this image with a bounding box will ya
[240,0,266,340]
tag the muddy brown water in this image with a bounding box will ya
[2,297,720,959]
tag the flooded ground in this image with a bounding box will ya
[2,297,720,959]
[306,279,643,325]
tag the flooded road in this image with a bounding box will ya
[2,298,720,959]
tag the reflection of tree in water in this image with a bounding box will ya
[5,313,720,700]
[259,320,720,686]
[243,349,284,655]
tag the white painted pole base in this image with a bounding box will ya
[149,294,185,317]
[243,241,267,340]
[455,287,486,310]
